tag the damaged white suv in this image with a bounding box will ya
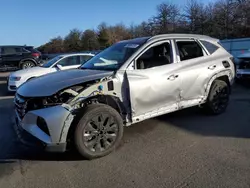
[14,34,235,159]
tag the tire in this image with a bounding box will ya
[204,80,230,115]
[21,61,35,69]
[74,104,124,159]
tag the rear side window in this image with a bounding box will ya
[200,40,219,54]
[57,56,79,66]
[24,47,40,53]
[24,47,33,52]
[15,47,22,53]
[176,41,204,61]
[80,55,93,63]
[22,47,31,52]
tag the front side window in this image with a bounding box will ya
[81,37,149,71]
[57,56,79,66]
[176,40,204,61]
[136,41,173,69]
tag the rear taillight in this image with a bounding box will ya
[32,53,40,58]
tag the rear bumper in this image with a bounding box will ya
[14,105,74,152]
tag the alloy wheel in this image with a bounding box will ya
[23,62,35,69]
[83,114,119,152]
[211,86,229,113]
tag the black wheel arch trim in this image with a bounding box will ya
[64,94,127,144]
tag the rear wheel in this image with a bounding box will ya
[21,61,35,69]
[204,80,230,115]
[74,104,124,159]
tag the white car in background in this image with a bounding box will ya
[7,53,94,92]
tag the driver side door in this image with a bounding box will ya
[125,40,182,119]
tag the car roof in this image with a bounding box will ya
[119,34,218,45]
[58,53,95,57]
[148,34,219,42]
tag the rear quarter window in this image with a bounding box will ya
[200,40,219,54]
[24,47,40,53]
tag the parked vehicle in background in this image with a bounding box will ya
[235,52,250,80]
[0,45,43,71]
[14,34,235,159]
[8,53,94,91]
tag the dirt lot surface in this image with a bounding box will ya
[0,71,250,188]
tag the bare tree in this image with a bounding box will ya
[37,0,250,53]
[184,0,206,34]
[63,28,82,52]
[81,29,100,50]
[152,2,180,34]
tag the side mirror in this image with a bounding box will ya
[56,64,63,70]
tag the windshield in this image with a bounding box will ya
[42,55,63,68]
[81,38,148,71]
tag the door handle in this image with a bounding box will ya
[208,65,216,70]
[167,74,179,80]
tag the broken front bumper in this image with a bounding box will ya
[15,105,74,152]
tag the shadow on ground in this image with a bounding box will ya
[155,82,250,139]
[236,79,250,88]
[0,73,13,97]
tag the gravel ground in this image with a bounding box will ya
[0,72,250,188]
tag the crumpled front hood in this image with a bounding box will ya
[17,69,113,97]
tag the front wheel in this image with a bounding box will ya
[204,80,230,115]
[74,104,124,159]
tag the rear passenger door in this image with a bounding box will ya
[174,39,211,106]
